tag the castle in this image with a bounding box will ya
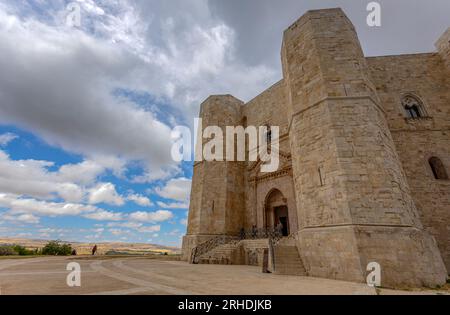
[182,8,450,288]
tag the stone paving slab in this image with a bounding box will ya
[0,257,447,295]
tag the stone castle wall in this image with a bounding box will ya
[367,52,450,272]
[183,8,449,287]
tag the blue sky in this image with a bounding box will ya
[0,0,449,247]
[0,124,192,246]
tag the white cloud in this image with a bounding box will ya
[157,201,189,209]
[58,159,114,186]
[129,210,174,223]
[0,0,284,242]
[83,210,124,222]
[107,222,143,229]
[109,228,127,236]
[0,193,94,217]
[88,183,124,206]
[0,4,180,182]
[137,225,161,233]
[4,213,40,224]
[180,218,188,226]
[0,192,174,227]
[0,193,123,223]
[155,178,191,202]
[107,221,160,234]
[0,149,116,203]
[127,193,153,207]
[0,1,277,183]
[0,132,17,146]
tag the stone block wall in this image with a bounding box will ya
[367,52,450,273]
[282,8,447,287]
[183,7,450,288]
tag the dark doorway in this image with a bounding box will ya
[279,217,288,236]
[274,206,289,236]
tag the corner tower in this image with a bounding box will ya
[182,95,246,261]
[282,8,447,287]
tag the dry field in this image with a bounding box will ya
[0,238,181,256]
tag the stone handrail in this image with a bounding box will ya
[190,235,239,264]
[190,228,286,264]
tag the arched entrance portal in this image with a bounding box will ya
[265,189,290,236]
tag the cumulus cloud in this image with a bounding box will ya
[129,210,174,223]
[157,201,189,209]
[137,225,161,233]
[107,221,160,234]
[58,159,120,186]
[4,213,40,224]
[0,3,179,182]
[155,178,191,202]
[88,183,124,206]
[0,0,286,240]
[0,1,277,176]
[83,209,124,222]
[0,192,125,225]
[107,221,143,229]
[127,193,153,207]
[0,149,117,203]
[0,192,174,226]
[0,193,95,217]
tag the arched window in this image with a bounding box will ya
[402,94,426,119]
[429,157,448,180]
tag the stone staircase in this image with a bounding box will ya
[194,236,307,276]
[197,241,240,264]
[272,240,307,276]
[197,239,270,265]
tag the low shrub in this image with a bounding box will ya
[41,240,73,256]
[12,245,37,256]
[0,245,18,256]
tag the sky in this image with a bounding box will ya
[0,0,449,247]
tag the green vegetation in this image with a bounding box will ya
[0,245,18,256]
[0,245,39,256]
[13,245,39,256]
[0,241,73,256]
[41,241,73,256]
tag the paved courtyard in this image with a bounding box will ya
[0,257,447,295]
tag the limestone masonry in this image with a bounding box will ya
[182,8,450,288]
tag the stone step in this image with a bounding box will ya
[198,242,240,264]
[197,238,271,265]
[273,245,307,276]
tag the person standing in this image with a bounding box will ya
[92,244,98,256]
